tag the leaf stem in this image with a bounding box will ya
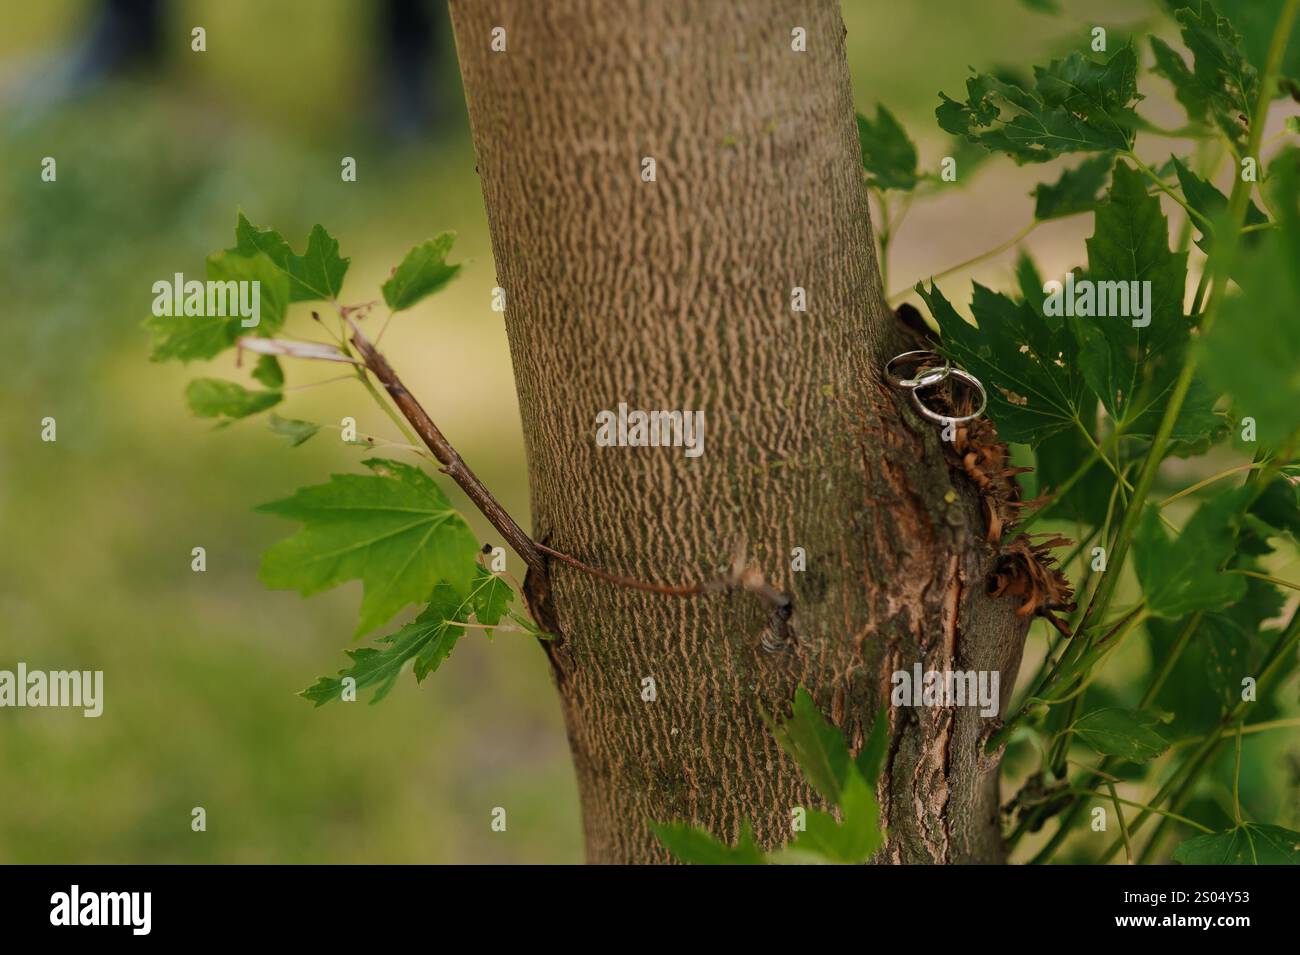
[1098,605,1300,863]
[887,219,1042,303]
[1106,782,1135,863]
[1126,151,1213,230]
[1158,463,1260,507]
[1082,5,1295,667]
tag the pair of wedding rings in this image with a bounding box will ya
[884,350,987,426]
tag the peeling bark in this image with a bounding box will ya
[449,0,1029,864]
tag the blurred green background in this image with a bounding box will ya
[0,0,1294,863]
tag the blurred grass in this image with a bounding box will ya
[0,0,1295,863]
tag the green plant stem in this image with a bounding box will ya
[1099,606,1300,863]
[355,368,421,448]
[1081,0,1296,659]
[874,188,892,290]
[1168,716,1300,749]
[1159,463,1260,507]
[990,607,1145,753]
[1018,612,1201,860]
[1081,785,1215,834]
[1127,151,1213,231]
[1107,782,1135,863]
[1231,569,1300,592]
[1034,447,1294,862]
[887,219,1043,303]
[1232,723,1244,827]
[1007,446,1103,541]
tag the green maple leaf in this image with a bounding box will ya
[1175,0,1300,96]
[470,568,514,630]
[185,378,281,421]
[251,355,284,389]
[1148,559,1286,736]
[1151,2,1259,149]
[302,568,515,706]
[206,248,291,333]
[657,691,887,865]
[781,765,883,864]
[650,820,767,865]
[144,313,240,363]
[411,568,516,678]
[144,249,288,362]
[856,106,919,191]
[302,583,465,706]
[1073,161,1223,445]
[382,233,462,311]
[1134,486,1251,618]
[267,413,320,447]
[937,43,1140,163]
[1171,156,1269,258]
[767,690,885,864]
[233,214,349,302]
[1070,708,1171,763]
[1032,153,1114,220]
[1200,148,1300,448]
[257,458,480,638]
[1173,823,1300,864]
[1150,35,1212,123]
[286,225,349,301]
[1200,573,1286,707]
[765,687,853,804]
[918,271,1092,447]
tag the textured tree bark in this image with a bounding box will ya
[448,0,1029,863]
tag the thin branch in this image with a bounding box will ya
[343,315,796,640]
[537,541,796,647]
[346,316,547,579]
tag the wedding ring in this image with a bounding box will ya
[885,350,951,389]
[910,367,987,425]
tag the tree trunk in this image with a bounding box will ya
[448,0,1029,863]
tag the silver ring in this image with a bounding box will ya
[910,367,987,425]
[885,350,951,389]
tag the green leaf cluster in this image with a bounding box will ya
[653,689,888,865]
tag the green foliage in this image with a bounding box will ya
[252,355,284,389]
[267,413,320,447]
[856,106,919,191]
[924,0,1300,865]
[382,234,462,311]
[1170,156,1269,256]
[146,212,537,706]
[918,279,1091,447]
[1134,488,1251,618]
[1194,0,1300,93]
[1078,163,1213,441]
[144,248,289,362]
[1031,153,1114,220]
[764,686,856,802]
[233,214,350,302]
[649,820,767,865]
[937,43,1141,162]
[1070,708,1171,763]
[185,378,281,421]
[1200,149,1300,446]
[655,690,887,865]
[302,567,514,706]
[257,458,480,638]
[1173,823,1300,863]
[1153,2,1259,149]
